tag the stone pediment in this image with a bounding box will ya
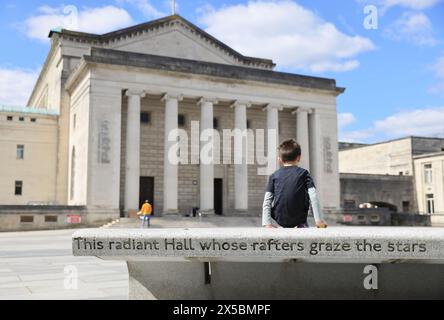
[49,15,275,70]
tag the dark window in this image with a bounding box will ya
[19,117,25,121]
[247,120,251,129]
[402,201,410,213]
[140,112,151,124]
[30,118,37,123]
[178,114,186,127]
[213,117,219,130]
[17,145,24,160]
[20,216,34,223]
[73,114,76,129]
[45,216,58,223]
[7,116,13,121]
[15,181,22,195]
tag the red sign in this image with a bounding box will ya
[67,215,82,224]
[343,215,353,223]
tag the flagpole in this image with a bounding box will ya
[172,0,176,15]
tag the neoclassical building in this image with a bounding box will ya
[3,15,344,221]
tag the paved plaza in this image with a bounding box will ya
[0,215,277,300]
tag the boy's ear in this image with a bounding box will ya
[296,155,301,162]
[278,157,283,164]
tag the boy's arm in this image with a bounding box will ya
[262,192,274,227]
[306,172,327,228]
[308,188,326,226]
[262,175,275,227]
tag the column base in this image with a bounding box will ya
[162,209,179,216]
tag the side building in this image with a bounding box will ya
[339,136,444,226]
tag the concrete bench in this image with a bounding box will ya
[73,227,444,299]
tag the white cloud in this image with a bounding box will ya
[381,0,442,10]
[0,67,40,106]
[428,54,444,94]
[338,113,356,128]
[199,1,375,73]
[384,11,437,46]
[432,55,444,78]
[117,0,165,18]
[340,107,444,142]
[22,5,133,41]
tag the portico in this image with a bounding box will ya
[58,15,343,218]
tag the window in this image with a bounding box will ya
[7,116,13,121]
[17,145,24,160]
[247,120,251,129]
[399,171,403,176]
[30,118,37,123]
[45,216,58,223]
[19,117,25,121]
[213,117,219,130]
[178,114,186,127]
[73,114,77,130]
[70,147,76,201]
[426,194,435,214]
[402,201,410,213]
[370,215,380,223]
[15,181,23,196]
[140,112,151,124]
[424,164,432,185]
[20,216,34,223]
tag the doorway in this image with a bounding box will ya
[140,177,154,214]
[214,178,223,215]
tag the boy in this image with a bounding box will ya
[262,139,327,229]
[138,200,153,228]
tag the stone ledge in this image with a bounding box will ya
[73,227,444,263]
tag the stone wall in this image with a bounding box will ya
[340,173,416,213]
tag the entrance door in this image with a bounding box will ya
[139,177,154,214]
[214,179,223,215]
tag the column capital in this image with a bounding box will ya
[263,103,283,112]
[126,89,146,98]
[198,97,219,106]
[292,106,313,115]
[230,100,252,109]
[161,93,184,102]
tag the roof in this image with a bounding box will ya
[0,105,59,116]
[74,47,344,94]
[49,14,276,70]
[340,136,444,151]
[413,151,444,160]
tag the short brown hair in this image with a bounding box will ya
[279,139,301,162]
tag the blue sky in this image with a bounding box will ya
[1,0,444,143]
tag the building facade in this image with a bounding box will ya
[0,106,58,205]
[339,136,444,221]
[414,152,444,215]
[2,15,344,221]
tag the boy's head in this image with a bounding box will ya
[278,139,301,164]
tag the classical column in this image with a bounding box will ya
[162,93,183,214]
[124,90,145,213]
[294,107,312,170]
[265,104,282,174]
[198,97,218,214]
[232,101,250,211]
[309,109,321,190]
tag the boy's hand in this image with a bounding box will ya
[264,224,275,228]
[316,221,328,229]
